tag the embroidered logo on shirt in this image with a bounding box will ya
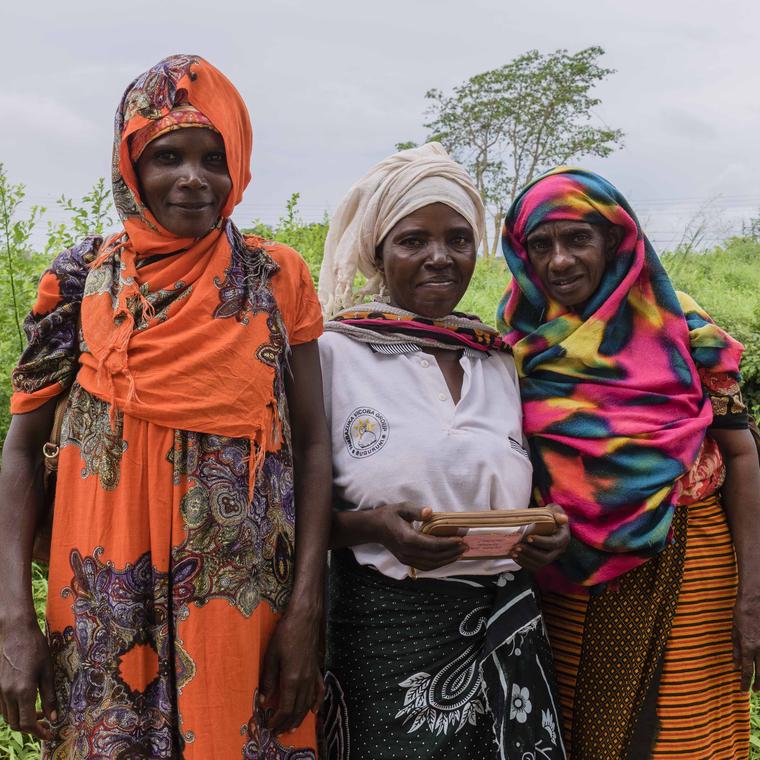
[344,407,390,458]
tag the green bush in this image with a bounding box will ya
[243,192,328,285]
[662,237,760,416]
[457,256,511,322]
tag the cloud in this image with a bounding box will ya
[0,92,99,141]
[660,109,719,141]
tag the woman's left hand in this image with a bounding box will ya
[259,605,324,735]
[510,503,570,573]
[733,591,760,691]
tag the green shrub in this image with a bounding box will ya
[243,192,328,285]
[457,256,511,322]
[662,237,760,416]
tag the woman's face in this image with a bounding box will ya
[136,127,232,238]
[377,203,476,318]
[525,220,620,308]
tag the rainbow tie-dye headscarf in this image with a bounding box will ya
[498,167,743,590]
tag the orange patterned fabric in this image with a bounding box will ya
[128,103,217,162]
[83,56,286,464]
[570,506,686,758]
[11,55,323,758]
[12,56,285,453]
[677,435,726,505]
[542,495,749,759]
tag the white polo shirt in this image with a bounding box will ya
[319,330,533,579]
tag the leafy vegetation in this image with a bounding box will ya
[0,166,50,447]
[0,171,758,757]
[403,47,624,256]
[662,237,760,417]
[244,192,328,283]
[45,178,114,255]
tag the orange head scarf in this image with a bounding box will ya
[110,53,251,255]
[78,55,286,486]
[128,102,218,163]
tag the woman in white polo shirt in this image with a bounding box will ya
[317,143,570,760]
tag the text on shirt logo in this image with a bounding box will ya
[344,407,390,458]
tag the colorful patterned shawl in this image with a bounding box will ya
[497,167,743,589]
[326,302,509,353]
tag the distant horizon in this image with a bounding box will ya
[10,177,755,257]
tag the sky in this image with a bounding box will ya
[2,0,759,251]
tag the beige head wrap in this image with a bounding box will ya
[318,142,486,316]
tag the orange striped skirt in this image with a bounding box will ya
[543,495,749,759]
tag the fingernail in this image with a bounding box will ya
[527,537,534,544]
[51,711,58,721]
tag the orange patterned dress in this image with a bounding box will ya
[11,54,324,759]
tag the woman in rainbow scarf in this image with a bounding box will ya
[499,167,760,759]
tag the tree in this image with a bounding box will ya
[742,210,760,242]
[423,47,624,256]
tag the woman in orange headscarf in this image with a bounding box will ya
[0,54,330,758]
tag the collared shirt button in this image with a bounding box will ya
[420,359,430,368]
[437,392,447,401]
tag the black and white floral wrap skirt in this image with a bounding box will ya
[321,550,566,760]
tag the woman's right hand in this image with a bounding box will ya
[373,504,466,571]
[0,405,61,739]
[0,617,57,740]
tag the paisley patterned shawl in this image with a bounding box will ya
[497,167,743,589]
[12,55,291,480]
